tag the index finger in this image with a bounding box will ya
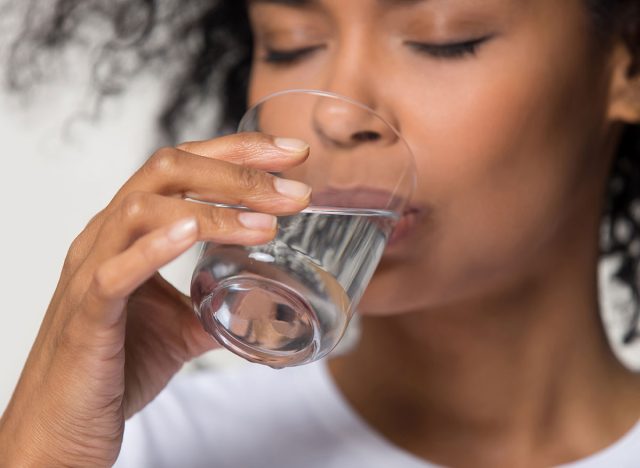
[177,132,310,172]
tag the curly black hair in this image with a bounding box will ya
[7,0,640,341]
[8,0,252,137]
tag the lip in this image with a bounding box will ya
[309,186,425,248]
[387,206,424,248]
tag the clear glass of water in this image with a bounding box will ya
[191,89,416,368]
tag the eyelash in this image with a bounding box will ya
[406,37,492,59]
[263,46,322,64]
[262,36,491,65]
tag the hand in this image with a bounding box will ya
[0,133,310,466]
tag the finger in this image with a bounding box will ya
[60,133,308,287]
[83,218,199,327]
[83,192,278,267]
[72,133,308,270]
[176,132,310,171]
[115,148,311,215]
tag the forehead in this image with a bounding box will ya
[246,0,531,25]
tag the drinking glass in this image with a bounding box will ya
[191,89,416,368]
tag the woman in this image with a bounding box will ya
[1,0,640,466]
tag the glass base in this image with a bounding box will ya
[196,276,321,368]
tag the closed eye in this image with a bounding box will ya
[406,36,493,60]
[262,45,324,64]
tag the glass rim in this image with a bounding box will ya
[238,88,418,209]
[241,89,405,137]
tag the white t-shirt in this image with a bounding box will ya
[114,360,640,468]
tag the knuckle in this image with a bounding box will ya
[64,234,87,270]
[120,191,149,222]
[91,265,117,300]
[237,165,268,193]
[147,147,179,176]
[204,208,232,232]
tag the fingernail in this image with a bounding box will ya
[274,137,309,153]
[275,178,312,201]
[168,218,198,242]
[238,212,278,231]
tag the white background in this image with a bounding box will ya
[0,9,638,413]
[0,35,249,409]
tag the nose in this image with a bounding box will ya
[310,26,400,149]
[311,96,398,150]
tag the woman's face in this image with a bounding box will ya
[247,0,619,315]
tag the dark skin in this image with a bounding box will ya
[1,0,640,466]
[251,0,640,466]
[0,135,314,466]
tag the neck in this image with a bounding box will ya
[329,222,640,467]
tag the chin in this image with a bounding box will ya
[357,267,431,316]
[357,257,471,317]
